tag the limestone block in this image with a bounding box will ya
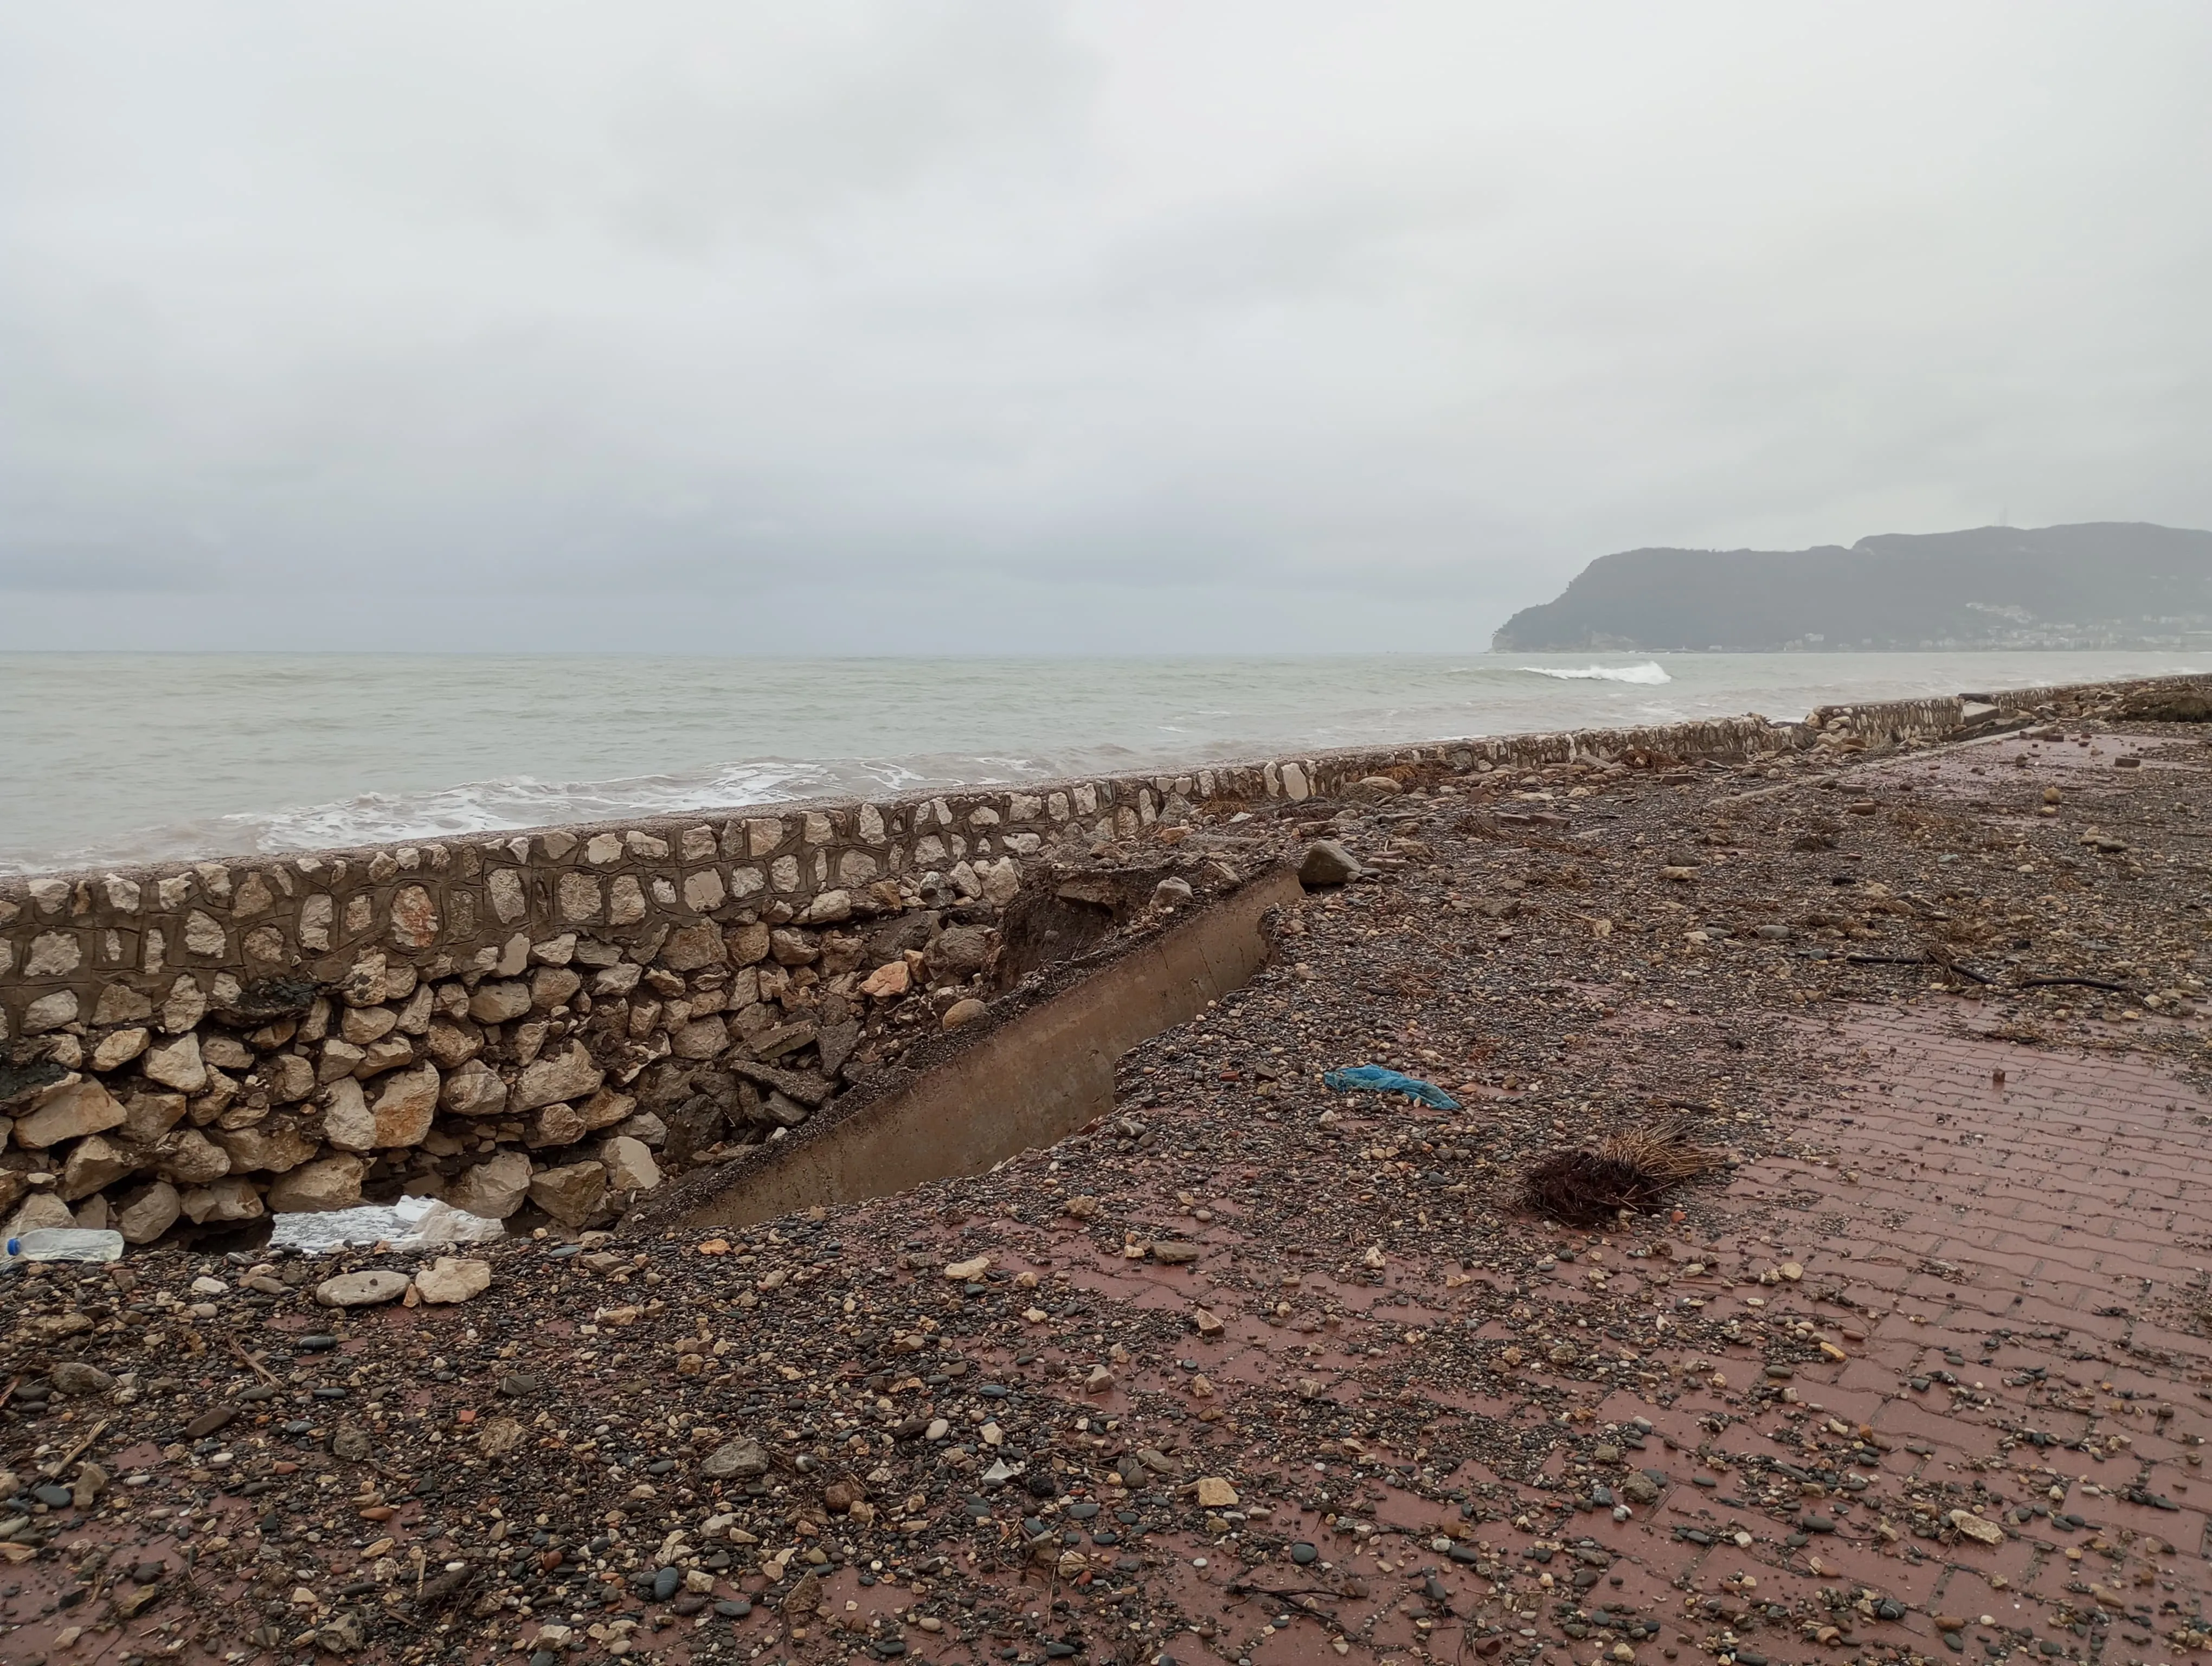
[769,929,820,966]
[525,1101,587,1148]
[321,1079,376,1151]
[183,911,226,957]
[23,989,79,1033]
[487,869,528,925]
[671,1016,729,1059]
[91,1026,150,1072]
[15,1078,128,1148]
[585,833,623,865]
[580,1087,635,1130]
[60,1134,143,1200]
[440,1058,507,1117]
[530,966,582,1010]
[683,868,726,911]
[529,933,576,965]
[27,931,81,976]
[528,1161,607,1226]
[318,1039,366,1084]
[446,1150,531,1219]
[7,1193,75,1235]
[265,1052,317,1103]
[770,855,800,892]
[299,893,333,950]
[394,983,434,1035]
[91,984,153,1026]
[468,980,530,1023]
[980,857,1022,908]
[591,962,641,997]
[356,1036,415,1076]
[155,1127,232,1185]
[214,1120,319,1174]
[234,872,275,917]
[120,1091,186,1144]
[796,889,852,926]
[368,1062,440,1146]
[556,872,601,924]
[601,1136,661,1194]
[425,1020,484,1070]
[142,1033,208,1094]
[160,975,207,1034]
[511,1041,603,1112]
[608,874,647,925]
[266,1155,365,1213]
[660,921,725,971]
[389,884,440,950]
[116,1181,182,1244]
[341,1004,398,1045]
[181,1176,263,1224]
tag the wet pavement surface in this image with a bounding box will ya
[10,713,2212,1666]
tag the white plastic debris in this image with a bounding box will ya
[268,1194,505,1254]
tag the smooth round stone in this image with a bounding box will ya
[713,1599,752,1618]
[1291,1542,1319,1565]
[651,1566,680,1600]
[314,1270,411,1309]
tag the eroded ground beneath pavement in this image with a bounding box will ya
[11,719,2212,1666]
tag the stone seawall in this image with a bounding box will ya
[0,685,2076,1242]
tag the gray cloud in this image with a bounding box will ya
[2,2,2208,650]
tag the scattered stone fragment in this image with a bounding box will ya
[412,1257,492,1304]
[1298,840,1361,885]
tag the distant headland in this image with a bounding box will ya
[1493,521,2212,651]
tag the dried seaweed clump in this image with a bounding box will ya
[1521,1123,1726,1225]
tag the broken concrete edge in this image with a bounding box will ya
[652,867,1306,1232]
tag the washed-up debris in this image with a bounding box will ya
[1321,1065,1460,1108]
[1521,1122,1726,1224]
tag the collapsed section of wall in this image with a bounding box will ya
[0,694,1972,1241]
[668,868,1305,1230]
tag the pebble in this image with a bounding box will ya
[314,1269,413,1308]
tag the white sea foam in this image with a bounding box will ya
[1519,661,1672,685]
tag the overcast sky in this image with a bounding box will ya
[3,3,2207,653]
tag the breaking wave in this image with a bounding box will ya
[1519,662,1671,685]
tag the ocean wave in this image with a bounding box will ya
[1519,661,1671,685]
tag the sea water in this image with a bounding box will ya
[4,650,2204,875]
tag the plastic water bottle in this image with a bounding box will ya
[2,1228,126,1265]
